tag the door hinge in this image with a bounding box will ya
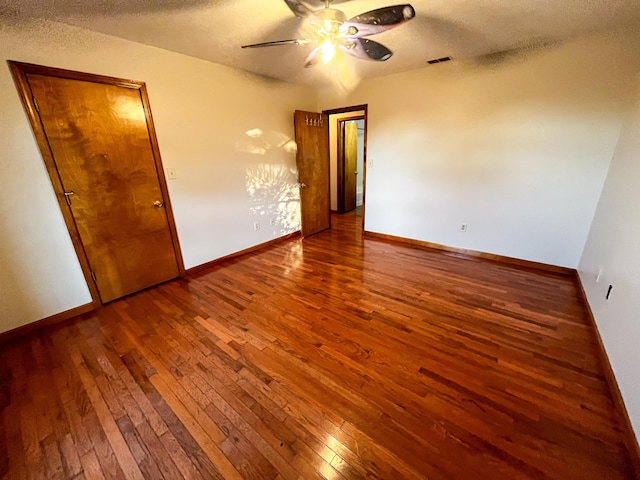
[90,271,97,282]
[32,97,39,113]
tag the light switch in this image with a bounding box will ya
[167,168,177,180]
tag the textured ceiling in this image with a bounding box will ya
[2,0,640,86]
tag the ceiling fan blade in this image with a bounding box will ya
[347,5,415,33]
[341,38,393,61]
[241,39,309,49]
[283,0,313,18]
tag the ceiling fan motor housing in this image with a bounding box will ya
[317,8,346,23]
[315,8,347,33]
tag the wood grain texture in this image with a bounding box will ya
[294,110,330,237]
[0,212,635,479]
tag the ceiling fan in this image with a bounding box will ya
[241,0,416,68]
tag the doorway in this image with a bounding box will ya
[9,61,184,304]
[324,105,368,219]
[338,117,365,213]
[294,105,367,237]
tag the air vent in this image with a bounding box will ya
[427,56,452,65]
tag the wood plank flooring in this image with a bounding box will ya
[0,212,635,479]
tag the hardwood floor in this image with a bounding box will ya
[0,212,635,479]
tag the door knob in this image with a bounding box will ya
[299,183,307,189]
[153,200,164,208]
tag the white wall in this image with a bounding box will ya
[328,110,364,211]
[319,30,640,268]
[0,19,315,333]
[578,75,640,441]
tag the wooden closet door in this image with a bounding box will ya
[28,73,180,303]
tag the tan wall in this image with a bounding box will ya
[319,29,640,267]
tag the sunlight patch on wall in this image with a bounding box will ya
[237,128,297,156]
[240,127,301,236]
[246,163,301,235]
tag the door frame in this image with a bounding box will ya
[8,61,185,306]
[323,104,368,228]
[336,115,365,213]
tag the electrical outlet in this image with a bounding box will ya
[166,168,177,180]
[253,221,260,231]
[460,223,468,232]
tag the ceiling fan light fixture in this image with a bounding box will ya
[346,25,358,36]
[321,39,337,63]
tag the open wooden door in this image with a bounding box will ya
[342,121,358,212]
[10,62,183,304]
[294,110,330,237]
